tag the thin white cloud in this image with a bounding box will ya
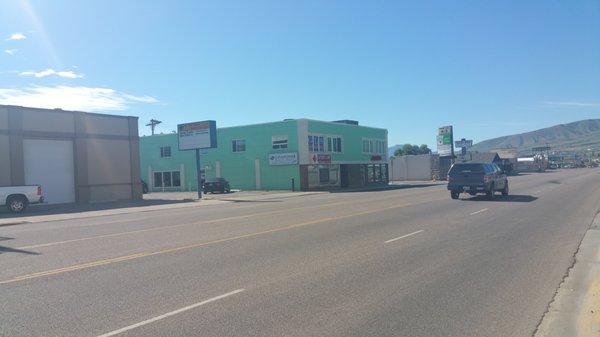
[5,49,18,55]
[542,101,600,107]
[122,93,159,104]
[20,68,84,79]
[6,33,26,41]
[0,85,159,112]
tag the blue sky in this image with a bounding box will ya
[1,0,599,147]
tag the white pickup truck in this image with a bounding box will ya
[0,186,44,213]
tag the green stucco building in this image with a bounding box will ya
[140,119,388,192]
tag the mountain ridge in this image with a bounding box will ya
[470,119,600,154]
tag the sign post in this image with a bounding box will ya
[178,120,217,200]
[437,125,454,180]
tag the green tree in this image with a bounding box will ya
[393,144,432,157]
[419,144,431,154]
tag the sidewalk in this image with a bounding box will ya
[0,198,226,226]
[0,190,324,226]
[535,211,600,336]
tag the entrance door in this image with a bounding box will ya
[23,139,75,204]
[340,164,349,187]
[319,167,329,184]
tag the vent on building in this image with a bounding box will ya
[332,120,359,125]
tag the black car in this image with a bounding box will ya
[447,163,508,200]
[203,178,231,193]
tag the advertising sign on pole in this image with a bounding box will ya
[177,120,217,199]
[177,121,217,151]
[437,125,454,157]
[454,139,473,149]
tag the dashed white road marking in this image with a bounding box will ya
[384,230,424,244]
[469,208,489,216]
[96,289,245,337]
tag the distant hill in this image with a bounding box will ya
[470,119,600,154]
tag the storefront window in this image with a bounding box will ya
[374,164,382,181]
[307,164,341,188]
[382,164,388,181]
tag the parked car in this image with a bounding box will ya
[447,163,508,200]
[0,185,44,213]
[203,178,231,193]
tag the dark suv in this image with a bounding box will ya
[203,178,231,194]
[447,163,508,200]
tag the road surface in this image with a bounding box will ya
[1,168,599,337]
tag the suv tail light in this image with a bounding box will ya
[37,186,42,195]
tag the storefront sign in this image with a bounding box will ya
[178,120,217,150]
[269,152,298,166]
[311,154,331,164]
[371,155,382,161]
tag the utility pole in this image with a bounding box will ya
[146,119,162,135]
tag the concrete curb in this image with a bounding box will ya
[535,211,600,336]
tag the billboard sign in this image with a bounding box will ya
[269,152,298,166]
[177,120,217,150]
[455,139,473,149]
[437,125,454,157]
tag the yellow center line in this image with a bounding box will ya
[1,199,447,285]
[16,189,444,250]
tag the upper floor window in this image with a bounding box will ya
[232,139,246,152]
[308,135,325,152]
[272,135,288,149]
[328,137,342,153]
[363,138,385,155]
[160,146,171,158]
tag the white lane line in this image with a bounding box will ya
[469,208,489,216]
[384,230,424,244]
[96,289,245,337]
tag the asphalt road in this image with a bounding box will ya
[1,168,599,337]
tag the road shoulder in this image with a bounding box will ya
[535,211,600,336]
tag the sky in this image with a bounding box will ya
[1,0,599,147]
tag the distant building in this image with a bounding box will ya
[492,148,518,174]
[0,105,142,203]
[465,151,502,164]
[140,119,388,192]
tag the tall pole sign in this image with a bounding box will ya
[437,125,454,157]
[436,125,454,180]
[177,120,217,199]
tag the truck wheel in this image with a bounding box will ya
[7,195,28,213]
[502,182,509,196]
[486,184,495,200]
[450,191,459,199]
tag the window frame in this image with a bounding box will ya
[231,139,246,153]
[308,134,326,152]
[272,135,289,150]
[160,146,172,158]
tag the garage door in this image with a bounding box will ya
[24,139,75,204]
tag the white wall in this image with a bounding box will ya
[390,154,433,181]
